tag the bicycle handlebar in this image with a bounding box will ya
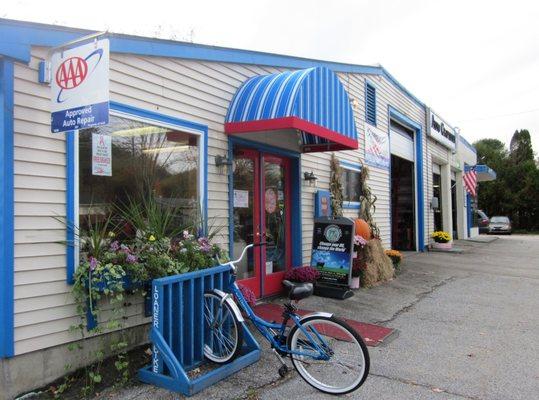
[222,242,267,273]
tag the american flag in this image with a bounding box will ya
[463,167,477,197]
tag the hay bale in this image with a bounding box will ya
[362,239,394,287]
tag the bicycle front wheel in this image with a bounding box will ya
[203,292,243,364]
[288,315,370,395]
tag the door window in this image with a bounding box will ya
[264,159,287,274]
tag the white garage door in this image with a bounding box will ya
[390,129,414,162]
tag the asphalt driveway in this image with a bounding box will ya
[98,235,539,400]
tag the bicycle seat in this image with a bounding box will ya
[282,280,314,301]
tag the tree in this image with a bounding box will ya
[474,131,539,231]
[509,129,534,164]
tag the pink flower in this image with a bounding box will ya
[354,235,368,247]
[110,241,120,251]
[126,254,137,264]
[237,284,256,306]
[89,257,98,271]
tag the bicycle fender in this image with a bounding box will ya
[298,311,333,322]
[211,289,245,322]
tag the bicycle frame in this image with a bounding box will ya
[226,270,331,361]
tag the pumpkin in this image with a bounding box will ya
[354,218,371,240]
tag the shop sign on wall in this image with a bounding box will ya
[427,109,456,150]
[310,217,354,286]
[364,123,390,169]
[92,133,112,176]
[50,39,110,133]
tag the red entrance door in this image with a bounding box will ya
[232,149,291,298]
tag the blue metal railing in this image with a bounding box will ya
[138,265,260,395]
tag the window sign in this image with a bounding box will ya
[51,39,109,133]
[234,189,249,208]
[92,132,112,176]
[364,123,389,169]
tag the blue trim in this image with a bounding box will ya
[0,18,424,108]
[339,160,362,172]
[227,137,302,268]
[227,144,235,259]
[0,59,14,358]
[365,80,377,126]
[67,102,209,282]
[466,192,472,237]
[381,68,425,108]
[66,131,76,284]
[388,106,425,251]
[343,201,361,210]
[459,135,476,154]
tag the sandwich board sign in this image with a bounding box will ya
[310,217,354,286]
[50,38,109,133]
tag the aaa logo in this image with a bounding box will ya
[54,48,104,103]
[55,57,88,89]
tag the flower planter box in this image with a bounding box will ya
[85,275,143,292]
[85,275,148,330]
[432,242,452,250]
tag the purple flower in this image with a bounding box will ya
[89,256,98,271]
[197,237,211,252]
[110,241,120,251]
[126,254,138,264]
[284,266,320,283]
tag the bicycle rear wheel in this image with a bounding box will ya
[203,292,243,364]
[288,315,369,394]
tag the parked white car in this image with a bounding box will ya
[488,216,512,234]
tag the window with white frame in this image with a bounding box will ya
[78,114,202,237]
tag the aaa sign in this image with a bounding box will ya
[50,39,109,133]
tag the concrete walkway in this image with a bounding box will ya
[98,235,539,400]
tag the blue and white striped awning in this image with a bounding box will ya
[225,67,358,152]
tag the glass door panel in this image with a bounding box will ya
[262,155,290,296]
[232,149,260,297]
[263,160,286,273]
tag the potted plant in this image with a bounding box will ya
[385,249,403,272]
[284,266,321,283]
[351,235,368,289]
[431,231,452,250]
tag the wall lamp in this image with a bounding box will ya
[215,155,232,167]
[303,171,318,185]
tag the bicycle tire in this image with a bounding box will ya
[203,292,243,364]
[287,315,370,395]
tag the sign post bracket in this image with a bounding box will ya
[38,30,108,84]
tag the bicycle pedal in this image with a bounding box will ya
[278,364,289,378]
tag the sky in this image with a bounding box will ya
[3,0,539,153]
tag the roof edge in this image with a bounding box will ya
[0,18,429,109]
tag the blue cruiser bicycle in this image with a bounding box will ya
[203,243,370,395]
